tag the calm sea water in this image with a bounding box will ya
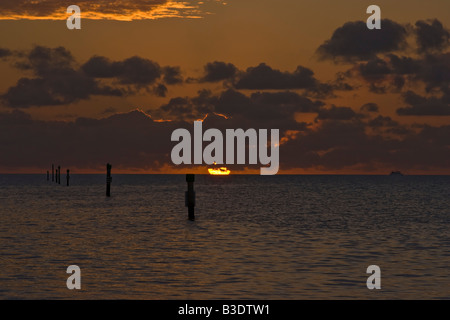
[0,174,449,299]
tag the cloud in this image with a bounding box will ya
[2,46,127,108]
[316,105,359,121]
[14,46,75,76]
[101,107,119,115]
[0,109,33,125]
[82,56,161,86]
[415,53,450,91]
[0,106,449,173]
[0,0,226,21]
[153,89,323,131]
[195,61,345,98]
[360,103,379,113]
[368,115,399,128]
[200,61,239,83]
[358,57,392,80]
[81,55,182,89]
[163,66,183,85]
[0,47,12,58]
[345,51,450,95]
[152,89,218,121]
[397,90,450,116]
[331,19,450,99]
[415,19,450,53]
[1,46,182,107]
[233,63,334,97]
[235,63,317,89]
[317,20,408,62]
[0,109,180,170]
[2,73,122,108]
[281,118,450,171]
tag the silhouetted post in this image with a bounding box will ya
[52,164,54,182]
[55,167,58,184]
[47,171,49,181]
[106,163,112,197]
[186,174,196,221]
[66,169,70,186]
[58,166,61,185]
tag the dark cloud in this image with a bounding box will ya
[196,61,340,98]
[0,46,183,107]
[0,109,33,125]
[397,90,450,116]
[361,103,379,113]
[233,63,334,97]
[415,19,450,53]
[201,61,238,82]
[345,51,450,95]
[368,115,399,128]
[0,47,12,58]
[81,55,182,92]
[0,107,448,173]
[388,54,422,75]
[316,105,358,121]
[101,107,118,115]
[334,19,450,98]
[317,20,408,62]
[81,56,162,86]
[281,118,450,171]
[415,53,450,91]
[0,109,181,170]
[2,71,122,108]
[153,84,168,97]
[358,57,392,80]
[15,46,75,77]
[153,89,218,121]
[155,89,322,127]
[1,46,124,108]
[235,63,316,90]
[163,66,183,85]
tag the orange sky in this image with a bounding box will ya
[0,0,449,174]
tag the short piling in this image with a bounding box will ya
[185,174,196,221]
[106,163,112,197]
[58,166,61,185]
[52,164,54,182]
[66,169,70,186]
[47,171,49,181]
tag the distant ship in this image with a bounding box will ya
[208,162,231,175]
[390,171,404,176]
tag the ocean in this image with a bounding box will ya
[0,174,449,299]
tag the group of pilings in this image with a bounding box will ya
[47,164,70,186]
[46,162,197,220]
[47,163,112,194]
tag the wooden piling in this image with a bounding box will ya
[186,174,196,221]
[106,163,112,197]
[58,166,61,185]
[52,164,54,182]
[66,169,70,186]
[47,171,49,181]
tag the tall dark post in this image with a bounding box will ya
[106,163,112,197]
[52,164,54,182]
[58,166,61,185]
[66,169,70,186]
[186,174,196,221]
[47,171,49,181]
[55,167,58,183]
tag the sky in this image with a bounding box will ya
[0,0,449,174]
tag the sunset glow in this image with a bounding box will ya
[208,167,231,175]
